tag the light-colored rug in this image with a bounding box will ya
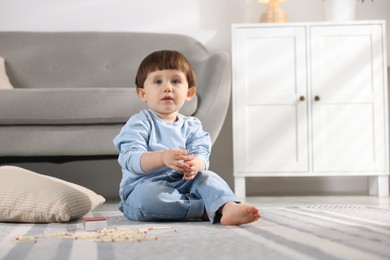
[0,205,389,260]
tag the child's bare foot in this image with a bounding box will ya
[220,202,260,226]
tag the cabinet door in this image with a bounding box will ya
[232,26,309,173]
[310,24,387,172]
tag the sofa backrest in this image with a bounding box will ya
[0,32,210,89]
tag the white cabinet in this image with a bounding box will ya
[232,21,389,197]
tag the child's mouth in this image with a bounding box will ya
[162,96,173,101]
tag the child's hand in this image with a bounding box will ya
[161,149,205,180]
[161,149,191,172]
[182,155,198,180]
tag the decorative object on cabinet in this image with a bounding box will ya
[258,0,288,23]
[232,21,389,198]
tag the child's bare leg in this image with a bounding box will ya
[220,202,260,226]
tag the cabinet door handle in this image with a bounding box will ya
[299,96,305,101]
[314,96,320,101]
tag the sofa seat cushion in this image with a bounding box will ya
[0,88,198,125]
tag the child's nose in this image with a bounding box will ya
[163,82,173,92]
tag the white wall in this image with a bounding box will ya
[1,0,389,198]
[1,0,389,55]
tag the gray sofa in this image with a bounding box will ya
[0,32,231,163]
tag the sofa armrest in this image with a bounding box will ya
[193,51,231,145]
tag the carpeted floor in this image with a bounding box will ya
[1,202,389,260]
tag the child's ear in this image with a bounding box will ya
[186,87,196,101]
[136,87,147,102]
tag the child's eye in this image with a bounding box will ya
[171,79,181,85]
[154,79,162,85]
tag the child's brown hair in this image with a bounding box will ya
[135,50,196,88]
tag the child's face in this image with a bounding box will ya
[136,69,196,122]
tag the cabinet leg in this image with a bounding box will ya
[234,177,246,198]
[368,176,389,197]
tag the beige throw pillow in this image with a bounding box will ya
[0,56,13,89]
[0,166,105,223]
